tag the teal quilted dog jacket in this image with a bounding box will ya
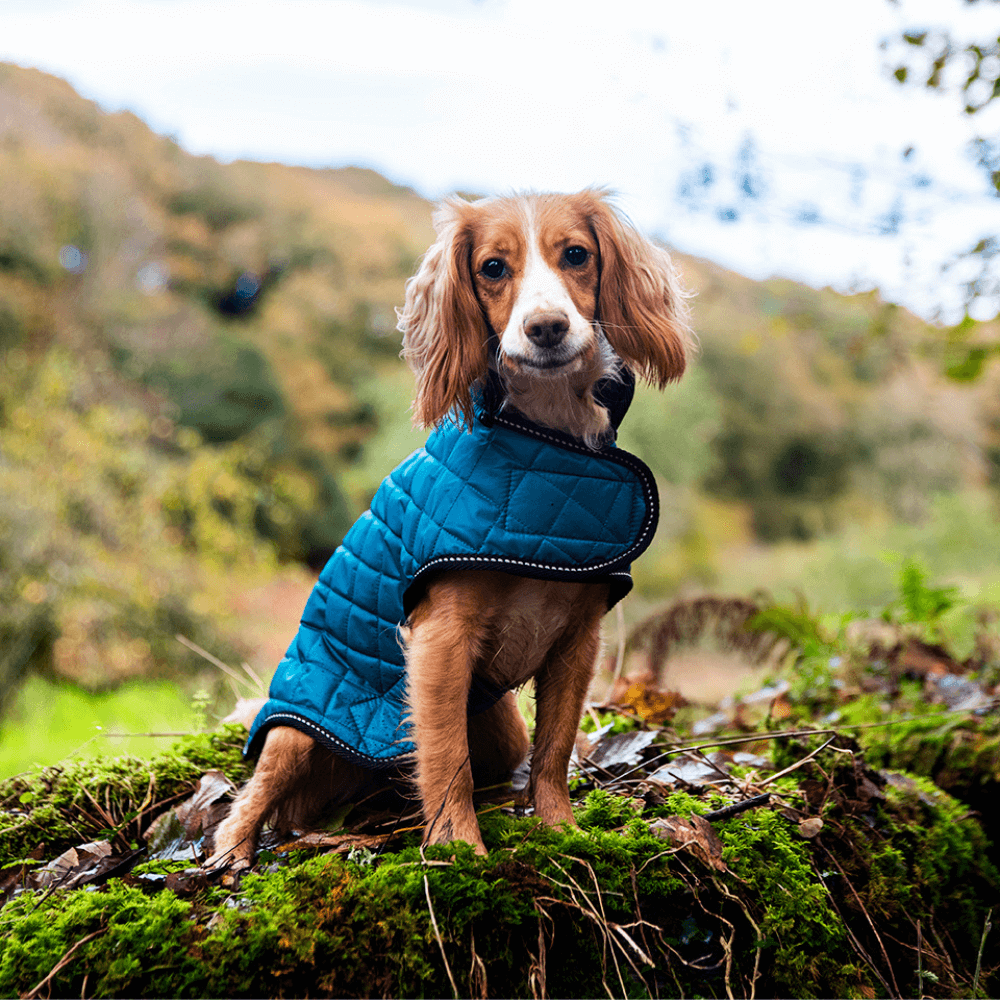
[245,385,658,768]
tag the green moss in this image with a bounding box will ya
[0,882,196,998]
[574,788,643,830]
[1,733,998,998]
[719,807,856,998]
[0,728,251,866]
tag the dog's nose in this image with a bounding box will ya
[523,310,570,349]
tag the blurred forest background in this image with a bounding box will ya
[2,62,1000,776]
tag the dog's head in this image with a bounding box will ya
[398,189,693,441]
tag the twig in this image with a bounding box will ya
[703,793,771,822]
[424,874,459,1000]
[973,907,993,998]
[600,704,1000,786]
[757,735,850,788]
[816,847,901,998]
[97,732,191,739]
[23,928,105,999]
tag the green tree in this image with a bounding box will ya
[885,0,1000,360]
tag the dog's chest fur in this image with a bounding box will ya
[407,571,607,693]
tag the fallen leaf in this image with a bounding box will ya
[31,841,145,890]
[649,814,728,872]
[797,817,824,839]
[581,730,658,770]
[613,676,686,724]
[145,770,237,861]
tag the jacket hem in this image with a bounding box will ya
[244,710,415,771]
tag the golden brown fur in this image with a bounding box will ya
[209,190,691,865]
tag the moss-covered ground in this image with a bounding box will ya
[1,723,997,999]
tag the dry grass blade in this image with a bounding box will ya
[469,927,488,1000]
[23,928,106,999]
[810,851,899,998]
[973,907,993,997]
[757,734,845,788]
[528,902,551,1000]
[547,856,653,998]
[824,848,901,997]
[610,923,655,966]
[423,873,459,1000]
[716,878,763,1000]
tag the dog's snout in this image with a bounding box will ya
[523,310,570,349]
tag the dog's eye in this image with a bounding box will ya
[480,259,507,280]
[563,246,589,267]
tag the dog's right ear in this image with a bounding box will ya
[398,198,491,429]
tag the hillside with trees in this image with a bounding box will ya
[2,61,999,757]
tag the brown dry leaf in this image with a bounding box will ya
[32,841,112,889]
[769,691,793,720]
[274,831,388,854]
[614,677,686,725]
[175,770,237,837]
[31,841,144,890]
[145,770,237,861]
[894,638,963,679]
[649,814,728,872]
[797,817,824,839]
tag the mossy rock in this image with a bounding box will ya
[1,733,998,998]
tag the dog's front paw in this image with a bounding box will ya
[203,844,253,872]
[204,820,255,871]
[424,816,488,857]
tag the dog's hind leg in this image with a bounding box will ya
[468,691,530,786]
[207,726,316,870]
[406,580,490,855]
[528,583,607,829]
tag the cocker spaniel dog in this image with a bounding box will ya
[209,188,692,865]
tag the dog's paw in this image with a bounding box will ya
[203,844,253,872]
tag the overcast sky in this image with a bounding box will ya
[3,0,999,321]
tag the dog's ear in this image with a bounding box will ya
[398,198,491,428]
[581,190,693,387]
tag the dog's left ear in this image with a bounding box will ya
[581,190,693,387]
[398,198,491,428]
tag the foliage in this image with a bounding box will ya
[883,0,1000,326]
[884,556,959,640]
[690,268,979,540]
[0,347,314,705]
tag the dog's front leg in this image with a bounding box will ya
[529,584,607,828]
[406,582,488,855]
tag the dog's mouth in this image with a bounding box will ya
[500,349,586,377]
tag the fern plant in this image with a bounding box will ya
[884,558,958,642]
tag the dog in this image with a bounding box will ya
[208,189,692,866]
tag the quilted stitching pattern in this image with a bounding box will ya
[246,411,658,766]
